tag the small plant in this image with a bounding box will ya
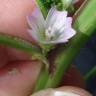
[0,0,96,94]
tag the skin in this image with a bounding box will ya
[0,0,91,96]
[31,86,92,96]
[57,86,92,96]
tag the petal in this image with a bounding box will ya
[59,28,76,41]
[31,6,45,25]
[65,17,72,28]
[27,6,45,32]
[27,29,39,41]
[46,7,57,27]
[57,17,72,34]
[46,7,68,28]
[27,15,39,32]
[52,10,68,29]
[46,7,56,22]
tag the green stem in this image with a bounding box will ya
[45,33,89,88]
[33,65,49,92]
[0,33,42,55]
[85,66,96,81]
[45,0,96,88]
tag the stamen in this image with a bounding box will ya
[45,27,55,40]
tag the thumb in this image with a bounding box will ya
[31,86,92,96]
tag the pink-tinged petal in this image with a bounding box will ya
[31,6,45,24]
[27,16,38,32]
[65,17,72,28]
[54,9,68,20]
[27,29,38,41]
[32,6,45,29]
[55,10,67,22]
[46,7,56,23]
[52,11,68,29]
[59,28,76,41]
[59,17,73,34]
[27,6,45,31]
[46,7,57,28]
[46,7,68,28]
[55,17,72,30]
[52,11,68,30]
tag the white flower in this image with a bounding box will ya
[27,6,76,44]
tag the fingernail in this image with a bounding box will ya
[54,91,80,96]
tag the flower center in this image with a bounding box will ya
[45,27,55,41]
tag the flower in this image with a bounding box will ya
[27,6,76,44]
